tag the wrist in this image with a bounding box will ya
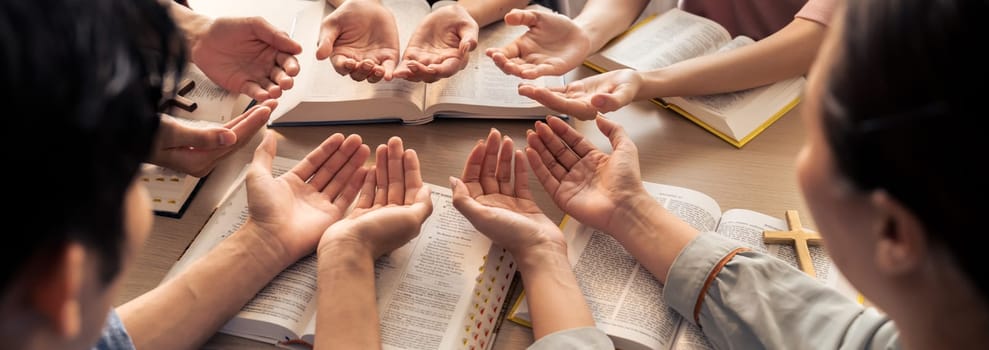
[606,192,664,238]
[513,240,569,275]
[318,234,375,264]
[637,68,673,100]
[231,220,296,274]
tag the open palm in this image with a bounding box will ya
[394,4,478,83]
[525,116,647,234]
[519,69,643,120]
[190,17,302,101]
[323,137,433,258]
[485,9,591,79]
[246,131,371,261]
[317,0,400,83]
[451,129,563,256]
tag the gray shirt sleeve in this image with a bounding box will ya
[527,327,615,350]
[663,233,900,349]
[91,308,136,350]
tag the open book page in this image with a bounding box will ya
[510,183,722,350]
[715,209,855,297]
[670,322,714,350]
[165,64,252,124]
[587,8,731,72]
[423,4,563,118]
[271,0,429,125]
[163,157,314,343]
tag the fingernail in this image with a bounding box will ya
[219,132,235,146]
[449,176,458,187]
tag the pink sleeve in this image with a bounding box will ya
[795,0,836,26]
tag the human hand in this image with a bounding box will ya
[450,129,565,259]
[393,4,478,83]
[321,137,433,258]
[526,116,649,235]
[485,9,591,79]
[189,17,302,101]
[149,99,277,177]
[519,69,642,120]
[245,130,371,263]
[316,0,400,83]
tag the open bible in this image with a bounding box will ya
[270,0,563,126]
[506,181,859,350]
[584,8,805,148]
[163,156,517,349]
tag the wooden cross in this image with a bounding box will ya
[763,210,823,277]
[159,78,198,112]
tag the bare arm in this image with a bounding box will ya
[315,240,380,349]
[637,17,827,98]
[573,0,650,53]
[460,0,529,27]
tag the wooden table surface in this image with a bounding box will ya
[115,78,811,348]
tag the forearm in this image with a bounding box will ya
[160,0,211,46]
[314,239,380,349]
[636,18,827,99]
[118,222,291,349]
[608,195,698,284]
[572,0,649,53]
[459,0,529,27]
[516,243,596,339]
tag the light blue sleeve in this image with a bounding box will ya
[663,233,900,350]
[91,308,136,350]
[527,327,615,350]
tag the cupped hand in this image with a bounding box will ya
[450,128,564,259]
[321,137,433,258]
[519,69,642,120]
[485,9,591,79]
[316,0,400,83]
[150,99,277,177]
[190,17,302,101]
[525,116,648,234]
[245,130,371,262]
[393,4,478,83]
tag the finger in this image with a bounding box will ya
[535,120,580,170]
[504,9,540,28]
[240,81,271,102]
[403,149,423,205]
[334,165,369,208]
[526,128,568,180]
[228,104,272,147]
[262,77,283,99]
[250,17,303,54]
[525,147,560,197]
[158,115,236,150]
[386,136,405,205]
[317,143,371,198]
[392,63,412,80]
[595,116,631,151]
[479,129,502,194]
[249,130,278,179]
[426,57,464,80]
[331,55,356,76]
[373,144,388,206]
[496,136,514,196]
[350,59,376,82]
[546,115,596,157]
[450,176,487,223]
[315,28,339,60]
[356,165,377,209]
[520,64,558,80]
[290,133,346,181]
[591,83,636,113]
[380,57,398,82]
[518,84,597,121]
[270,66,294,91]
[461,139,486,196]
[411,185,433,219]
[513,150,534,200]
[458,24,479,54]
[276,52,301,77]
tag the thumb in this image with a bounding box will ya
[250,17,302,54]
[315,26,339,60]
[595,116,630,150]
[504,9,541,28]
[590,91,630,113]
[458,26,478,54]
[158,115,236,149]
[412,185,434,220]
[249,130,278,180]
[450,176,485,221]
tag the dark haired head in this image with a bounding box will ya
[822,0,987,298]
[0,0,185,290]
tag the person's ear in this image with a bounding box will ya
[871,190,928,276]
[29,243,87,338]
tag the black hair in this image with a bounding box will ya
[0,0,185,289]
[822,0,987,298]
